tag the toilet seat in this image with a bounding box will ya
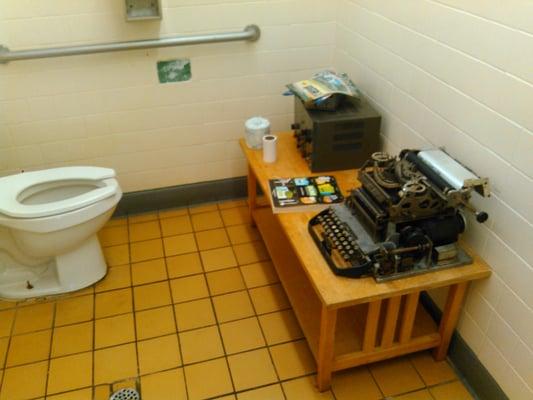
[0,167,118,219]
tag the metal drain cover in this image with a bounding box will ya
[109,388,140,400]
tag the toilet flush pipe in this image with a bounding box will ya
[0,25,260,64]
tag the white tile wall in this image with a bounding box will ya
[0,0,337,191]
[335,1,533,398]
[0,2,531,396]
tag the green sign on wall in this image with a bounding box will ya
[157,59,191,83]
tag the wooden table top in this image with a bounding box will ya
[240,132,491,309]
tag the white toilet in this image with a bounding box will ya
[0,166,122,299]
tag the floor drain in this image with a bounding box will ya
[109,388,140,400]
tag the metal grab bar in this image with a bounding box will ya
[0,24,260,64]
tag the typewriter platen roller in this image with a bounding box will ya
[309,148,490,281]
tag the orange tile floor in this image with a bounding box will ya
[0,200,476,400]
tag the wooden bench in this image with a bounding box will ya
[240,132,491,391]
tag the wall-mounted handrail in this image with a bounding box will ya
[0,24,260,64]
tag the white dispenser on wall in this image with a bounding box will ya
[125,0,162,21]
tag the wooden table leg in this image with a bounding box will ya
[317,305,338,391]
[433,282,468,360]
[247,164,257,225]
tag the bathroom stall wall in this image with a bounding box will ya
[334,1,533,398]
[2,1,532,396]
[0,0,337,192]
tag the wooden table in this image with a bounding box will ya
[240,132,491,391]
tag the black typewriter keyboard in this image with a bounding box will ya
[308,207,372,278]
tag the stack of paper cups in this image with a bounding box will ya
[245,117,270,149]
[262,134,277,163]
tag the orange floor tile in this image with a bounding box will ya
[0,200,475,400]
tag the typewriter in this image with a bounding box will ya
[309,149,490,281]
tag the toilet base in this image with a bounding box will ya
[0,235,107,299]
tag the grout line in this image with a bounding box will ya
[35,356,318,399]
[407,354,431,390]
[102,224,259,250]
[428,0,533,36]
[193,224,238,399]
[44,281,287,329]
[226,230,289,400]
[342,0,533,93]
[27,349,462,400]
[91,245,97,399]
[0,307,17,395]
[367,363,386,399]
[2,198,474,398]
[125,219,142,395]
[43,301,57,397]
[335,21,533,183]
[39,385,94,399]
[29,338,314,371]
[0,287,285,357]
[157,215,191,400]
[2,315,307,371]
[444,353,483,399]
[0,310,17,371]
[0,334,307,373]
[0,285,284,338]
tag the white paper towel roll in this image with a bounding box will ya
[262,134,277,163]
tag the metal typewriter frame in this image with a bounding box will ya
[309,204,472,282]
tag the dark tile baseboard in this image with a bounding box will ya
[420,292,508,400]
[113,176,249,216]
[114,179,506,400]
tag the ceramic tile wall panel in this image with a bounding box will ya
[334,1,532,399]
[434,0,533,34]
[0,0,337,190]
[1,2,531,396]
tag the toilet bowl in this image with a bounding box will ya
[0,166,122,299]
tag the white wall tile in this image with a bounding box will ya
[434,0,533,35]
[3,17,72,47]
[486,313,521,364]
[27,96,58,121]
[478,339,532,400]
[0,0,334,188]
[495,286,533,350]
[484,232,533,309]
[464,290,495,332]
[0,124,12,148]
[0,99,31,124]
[351,0,533,84]
[339,1,533,131]
[336,1,533,396]
[456,311,485,354]
[336,23,533,180]
[509,340,533,389]
[1,3,531,396]
[13,145,43,169]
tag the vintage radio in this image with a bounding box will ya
[291,97,381,172]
